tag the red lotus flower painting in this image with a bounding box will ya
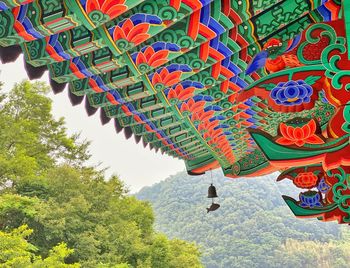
[191,110,215,122]
[113,19,150,46]
[136,47,169,68]
[276,119,325,147]
[293,172,319,188]
[167,84,196,101]
[85,0,127,20]
[180,99,205,114]
[152,68,182,88]
[197,120,219,133]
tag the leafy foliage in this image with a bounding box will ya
[136,171,350,268]
[0,81,90,185]
[0,81,202,268]
[0,225,78,267]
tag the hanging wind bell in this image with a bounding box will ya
[208,183,218,198]
[206,171,220,213]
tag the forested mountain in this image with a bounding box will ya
[136,171,350,268]
[0,81,202,267]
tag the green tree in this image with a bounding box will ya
[0,80,90,186]
[0,225,79,267]
[0,194,39,230]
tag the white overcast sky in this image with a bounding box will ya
[0,56,185,192]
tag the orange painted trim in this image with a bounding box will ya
[191,160,220,174]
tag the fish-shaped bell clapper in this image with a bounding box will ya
[206,203,220,213]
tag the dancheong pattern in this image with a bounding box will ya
[1,0,350,225]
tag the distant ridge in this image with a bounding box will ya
[136,171,348,268]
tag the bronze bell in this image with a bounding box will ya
[208,183,218,198]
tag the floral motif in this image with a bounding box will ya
[111,14,163,49]
[152,68,182,89]
[197,120,219,133]
[167,81,204,103]
[293,172,319,189]
[317,177,330,193]
[191,110,215,122]
[151,64,191,90]
[113,18,150,46]
[85,0,127,20]
[180,98,206,115]
[270,80,313,106]
[136,47,169,69]
[276,119,325,147]
[131,42,180,72]
[167,84,196,102]
[299,191,323,208]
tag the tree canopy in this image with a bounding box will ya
[0,81,90,185]
[0,225,78,268]
[0,81,202,267]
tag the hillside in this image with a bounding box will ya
[136,170,350,268]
